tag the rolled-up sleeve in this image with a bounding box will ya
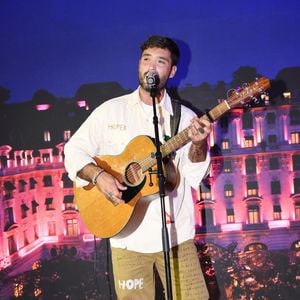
[64,107,103,187]
[179,144,211,189]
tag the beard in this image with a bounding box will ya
[138,71,168,93]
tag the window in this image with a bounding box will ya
[289,109,300,125]
[8,235,17,255]
[244,135,254,148]
[271,180,281,195]
[223,159,232,173]
[294,178,300,194]
[15,155,22,167]
[29,177,37,189]
[201,208,214,226]
[224,184,234,197]
[31,200,39,214]
[266,112,276,125]
[226,208,235,223]
[44,130,51,142]
[273,205,282,220]
[247,205,260,224]
[0,155,8,168]
[242,112,253,129]
[43,175,52,187]
[291,132,300,144]
[221,139,230,150]
[26,154,32,164]
[63,195,75,210]
[63,130,72,141]
[42,153,50,163]
[247,181,258,197]
[18,179,27,193]
[4,181,16,190]
[48,221,56,236]
[4,207,15,230]
[199,183,211,200]
[4,181,16,200]
[21,203,29,219]
[245,157,257,174]
[269,157,279,170]
[66,219,79,237]
[295,203,300,220]
[293,155,300,171]
[61,173,73,188]
[45,198,54,210]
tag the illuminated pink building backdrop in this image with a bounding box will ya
[0,90,300,298]
[194,102,300,252]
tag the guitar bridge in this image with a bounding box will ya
[148,167,157,187]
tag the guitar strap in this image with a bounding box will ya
[170,98,181,137]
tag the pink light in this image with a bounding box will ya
[209,124,215,146]
[268,220,290,229]
[256,116,262,144]
[221,223,242,232]
[82,233,100,242]
[19,236,58,257]
[42,236,59,243]
[235,118,241,145]
[76,100,87,108]
[0,256,11,269]
[35,104,51,111]
[282,115,288,142]
[19,241,43,257]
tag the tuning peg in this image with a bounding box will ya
[252,96,259,104]
[226,88,236,98]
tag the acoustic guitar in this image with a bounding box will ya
[74,77,270,238]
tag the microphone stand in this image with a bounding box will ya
[150,87,173,300]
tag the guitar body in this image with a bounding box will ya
[74,135,177,238]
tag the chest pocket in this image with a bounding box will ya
[103,124,131,154]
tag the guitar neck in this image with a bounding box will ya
[161,100,230,157]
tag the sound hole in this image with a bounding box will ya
[125,162,143,186]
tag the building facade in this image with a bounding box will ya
[194,100,300,255]
[0,94,300,275]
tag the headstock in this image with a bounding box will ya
[226,77,270,109]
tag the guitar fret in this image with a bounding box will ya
[209,101,230,121]
[161,127,190,158]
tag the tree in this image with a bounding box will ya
[32,89,57,104]
[276,67,300,90]
[213,80,227,101]
[230,66,262,89]
[0,86,10,104]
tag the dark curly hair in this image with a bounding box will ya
[140,35,180,66]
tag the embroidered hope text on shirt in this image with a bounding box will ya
[108,124,127,130]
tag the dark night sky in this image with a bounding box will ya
[1,0,300,103]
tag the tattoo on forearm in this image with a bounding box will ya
[188,142,207,162]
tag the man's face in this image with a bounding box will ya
[138,47,177,92]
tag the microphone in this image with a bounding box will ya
[145,70,160,88]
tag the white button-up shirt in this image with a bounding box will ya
[64,87,210,253]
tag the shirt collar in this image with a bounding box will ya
[128,86,174,116]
